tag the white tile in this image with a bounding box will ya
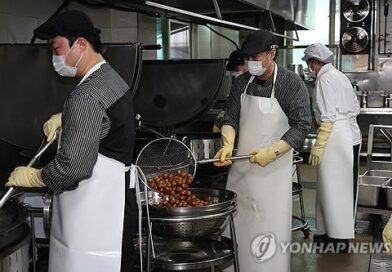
[110,10,137,28]
[6,14,39,43]
[100,28,113,43]
[67,2,112,29]
[7,0,60,19]
[109,27,138,43]
[138,13,156,30]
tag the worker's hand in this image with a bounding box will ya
[214,147,233,167]
[213,125,236,167]
[250,140,292,167]
[43,113,62,142]
[212,125,221,133]
[383,215,392,255]
[5,167,45,188]
[309,122,333,166]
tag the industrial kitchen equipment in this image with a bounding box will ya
[135,137,240,272]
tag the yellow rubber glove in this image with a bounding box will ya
[250,140,292,167]
[43,113,62,142]
[5,167,45,187]
[213,125,236,167]
[383,215,392,255]
[309,122,333,166]
[212,125,221,133]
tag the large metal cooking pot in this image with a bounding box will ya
[180,133,221,161]
[366,90,387,108]
[144,188,237,238]
[149,205,236,238]
[0,200,30,272]
[134,59,225,128]
[299,134,316,152]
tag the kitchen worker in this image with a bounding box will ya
[226,49,248,78]
[303,43,360,250]
[5,10,137,272]
[213,49,248,133]
[214,29,311,272]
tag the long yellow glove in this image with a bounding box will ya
[250,140,292,167]
[213,125,236,167]
[5,167,45,187]
[43,113,62,142]
[309,122,333,166]
[383,215,392,255]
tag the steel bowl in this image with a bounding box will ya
[146,188,237,216]
[142,188,237,238]
[147,204,236,238]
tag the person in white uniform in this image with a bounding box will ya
[6,11,138,272]
[302,43,361,250]
[214,30,311,272]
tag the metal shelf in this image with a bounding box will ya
[150,237,234,271]
[360,108,392,114]
[357,206,392,216]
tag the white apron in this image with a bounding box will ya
[225,64,293,272]
[316,120,354,239]
[48,153,127,272]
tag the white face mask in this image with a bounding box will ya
[246,54,271,76]
[52,43,84,77]
[232,71,243,78]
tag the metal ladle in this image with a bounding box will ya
[0,132,59,209]
[197,154,252,165]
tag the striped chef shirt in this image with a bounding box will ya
[219,65,311,149]
[41,62,131,194]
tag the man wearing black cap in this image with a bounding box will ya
[214,29,311,271]
[5,10,137,272]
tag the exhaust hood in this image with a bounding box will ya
[81,0,313,38]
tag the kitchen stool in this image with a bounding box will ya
[292,153,310,238]
[292,153,306,219]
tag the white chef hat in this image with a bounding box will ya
[302,43,334,64]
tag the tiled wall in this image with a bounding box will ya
[0,0,157,59]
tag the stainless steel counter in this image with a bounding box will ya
[360,108,392,115]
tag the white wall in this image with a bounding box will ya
[0,0,157,59]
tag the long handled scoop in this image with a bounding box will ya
[0,133,58,209]
[197,154,252,165]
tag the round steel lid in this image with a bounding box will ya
[134,59,225,127]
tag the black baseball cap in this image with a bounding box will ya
[34,10,101,40]
[226,49,245,71]
[240,29,278,57]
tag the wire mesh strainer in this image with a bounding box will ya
[136,137,197,180]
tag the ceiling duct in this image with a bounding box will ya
[80,0,313,40]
